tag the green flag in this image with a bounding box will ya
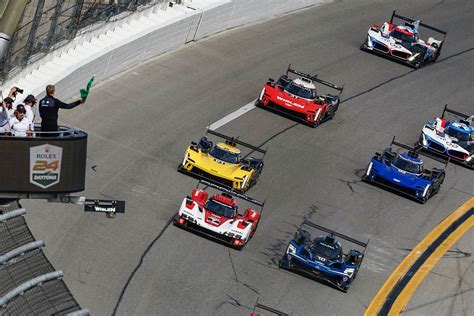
[80,75,95,101]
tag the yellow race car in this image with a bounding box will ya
[178,129,266,192]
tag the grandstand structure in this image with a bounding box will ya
[0,0,168,82]
[0,200,89,315]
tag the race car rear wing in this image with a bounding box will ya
[390,136,450,167]
[441,104,470,120]
[198,179,265,209]
[390,10,447,39]
[286,65,344,94]
[206,129,267,155]
[301,220,369,250]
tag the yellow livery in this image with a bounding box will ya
[178,130,266,192]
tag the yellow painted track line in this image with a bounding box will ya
[365,197,474,315]
[388,216,473,315]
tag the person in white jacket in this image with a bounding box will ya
[10,104,32,137]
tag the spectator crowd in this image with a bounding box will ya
[0,85,84,137]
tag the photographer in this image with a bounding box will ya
[2,86,24,120]
[39,84,84,136]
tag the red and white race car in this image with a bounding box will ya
[256,65,343,127]
[174,180,264,249]
[361,10,447,68]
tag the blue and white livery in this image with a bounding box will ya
[363,137,447,203]
[420,106,474,169]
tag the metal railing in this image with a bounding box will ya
[1,0,169,82]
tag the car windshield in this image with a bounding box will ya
[209,146,240,164]
[285,82,316,99]
[390,29,416,43]
[392,155,423,174]
[446,126,470,142]
[205,199,235,218]
[311,237,341,260]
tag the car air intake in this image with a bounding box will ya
[391,50,410,59]
[373,42,389,53]
[428,141,446,153]
[447,150,468,161]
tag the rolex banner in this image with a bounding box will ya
[30,144,63,189]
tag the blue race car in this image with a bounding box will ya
[279,220,367,292]
[363,137,447,203]
[419,105,474,169]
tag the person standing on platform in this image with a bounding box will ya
[39,85,84,136]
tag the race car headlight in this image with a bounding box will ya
[409,53,420,61]
[367,35,373,47]
[466,156,473,162]
[242,175,249,189]
[287,244,296,255]
[182,152,189,167]
[423,184,431,197]
[366,162,373,176]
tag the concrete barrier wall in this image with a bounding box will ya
[11,0,327,101]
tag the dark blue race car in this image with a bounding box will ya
[279,221,368,292]
[363,137,448,203]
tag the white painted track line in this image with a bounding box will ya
[209,100,256,130]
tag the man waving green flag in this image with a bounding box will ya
[80,75,95,101]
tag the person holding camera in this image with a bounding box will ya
[39,84,84,135]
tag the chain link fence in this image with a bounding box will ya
[1,0,169,82]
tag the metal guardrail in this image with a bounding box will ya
[1,0,169,82]
[0,124,86,138]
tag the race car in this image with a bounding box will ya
[419,105,474,169]
[361,10,447,68]
[174,180,265,249]
[363,137,448,203]
[256,65,343,127]
[279,220,367,292]
[178,129,266,192]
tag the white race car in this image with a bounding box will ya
[419,106,474,169]
[174,180,264,249]
[361,10,447,68]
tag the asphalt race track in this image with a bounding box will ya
[23,0,473,315]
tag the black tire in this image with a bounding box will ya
[330,103,339,119]
[435,173,445,193]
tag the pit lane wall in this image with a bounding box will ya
[1,0,328,101]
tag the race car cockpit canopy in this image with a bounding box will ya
[393,153,424,174]
[311,235,343,260]
[209,142,241,164]
[446,123,473,142]
[205,197,237,218]
[285,78,317,99]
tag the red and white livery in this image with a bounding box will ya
[174,180,264,249]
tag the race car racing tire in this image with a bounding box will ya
[330,103,339,119]
[435,173,445,193]
[360,38,368,50]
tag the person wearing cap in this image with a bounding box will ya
[9,104,32,137]
[23,94,37,124]
[39,84,84,136]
